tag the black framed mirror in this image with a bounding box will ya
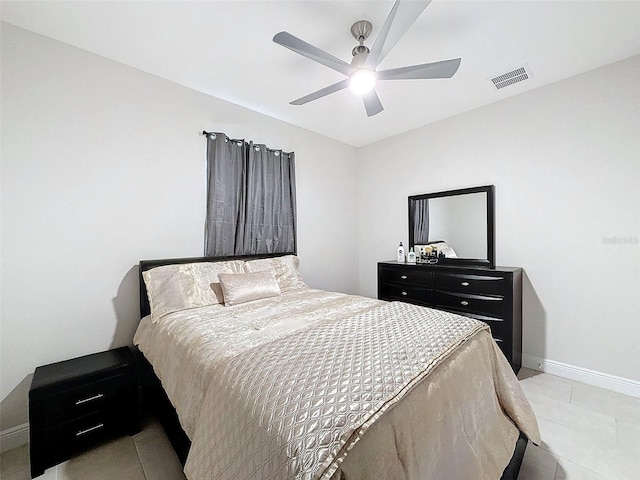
[408,185,495,267]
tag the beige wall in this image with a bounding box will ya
[357,55,640,382]
[0,24,359,430]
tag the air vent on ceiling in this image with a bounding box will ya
[490,66,531,90]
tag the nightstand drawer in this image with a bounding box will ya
[433,291,505,318]
[43,412,120,466]
[433,272,505,295]
[43,373,129,426]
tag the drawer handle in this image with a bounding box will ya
[75,423,104,437]
[400,275,407,280]
[75,393,104,406]
[461,282,470,287]
[401,291,408,296]
[460,300,469,306]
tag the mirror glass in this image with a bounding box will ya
[409,185,495,266]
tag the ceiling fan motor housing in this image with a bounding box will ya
[351,20,372,43]
[351,20,372,57]
[352,44,370,56]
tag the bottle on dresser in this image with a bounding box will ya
[397,242,406,263]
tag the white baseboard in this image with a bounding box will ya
[0,423,29,454]
[522,354,640,399]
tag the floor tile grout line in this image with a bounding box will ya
[132,437,150,480]
[549,449,618,480]
[568,381,573,404]
[536,416,639,480]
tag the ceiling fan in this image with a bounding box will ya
[273,0,461,117]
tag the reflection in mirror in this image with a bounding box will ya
[425,193,487,258]
[409,185,495,267]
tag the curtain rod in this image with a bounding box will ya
[202,130,293,157]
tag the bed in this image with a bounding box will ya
[134,253,539,480]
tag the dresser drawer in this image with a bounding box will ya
[433,272,505,295]
[379,266,432,286]
[433,291,505,318]
[493,337,513,361]
[43,373,129,426]
[481,317,509,338]
[380,283,432,305]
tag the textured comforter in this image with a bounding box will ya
[134,288,540,480]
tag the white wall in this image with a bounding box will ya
[357,55,640,382]
[0,24,359,430]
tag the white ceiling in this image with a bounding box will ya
[2,1,639,147]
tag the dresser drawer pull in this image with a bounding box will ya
[461,282,470,287]
[401,291,408,296]
[460,300,469,306]
[75,393,104,406]
[75,423,104,437]
[400,275,407,280]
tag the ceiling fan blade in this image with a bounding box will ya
[290,79,350,105]
[362,89,384,117]
[364,0,432,69]
[274,31,354,76]
[377,58,461,80]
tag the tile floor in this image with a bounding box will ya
[517,369,640,480]
[1,369,638,479]
[0,418,186,480]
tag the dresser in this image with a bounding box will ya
[378,261,522,373]
[29,347,139,477]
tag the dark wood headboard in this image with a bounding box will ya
[138,252,295,319]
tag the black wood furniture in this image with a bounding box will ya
[378,261,523,373]
[29,347,139,478]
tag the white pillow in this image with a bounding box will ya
[243,255,307,292]
[143,260,245,322]
[217,271,282,306]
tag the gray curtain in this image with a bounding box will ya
[204,132,297,256]
[412,199,429,244]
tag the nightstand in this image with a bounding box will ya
[29,347,139,478]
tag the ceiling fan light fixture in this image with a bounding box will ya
[349,69,376,95]
[274,1,460,115]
